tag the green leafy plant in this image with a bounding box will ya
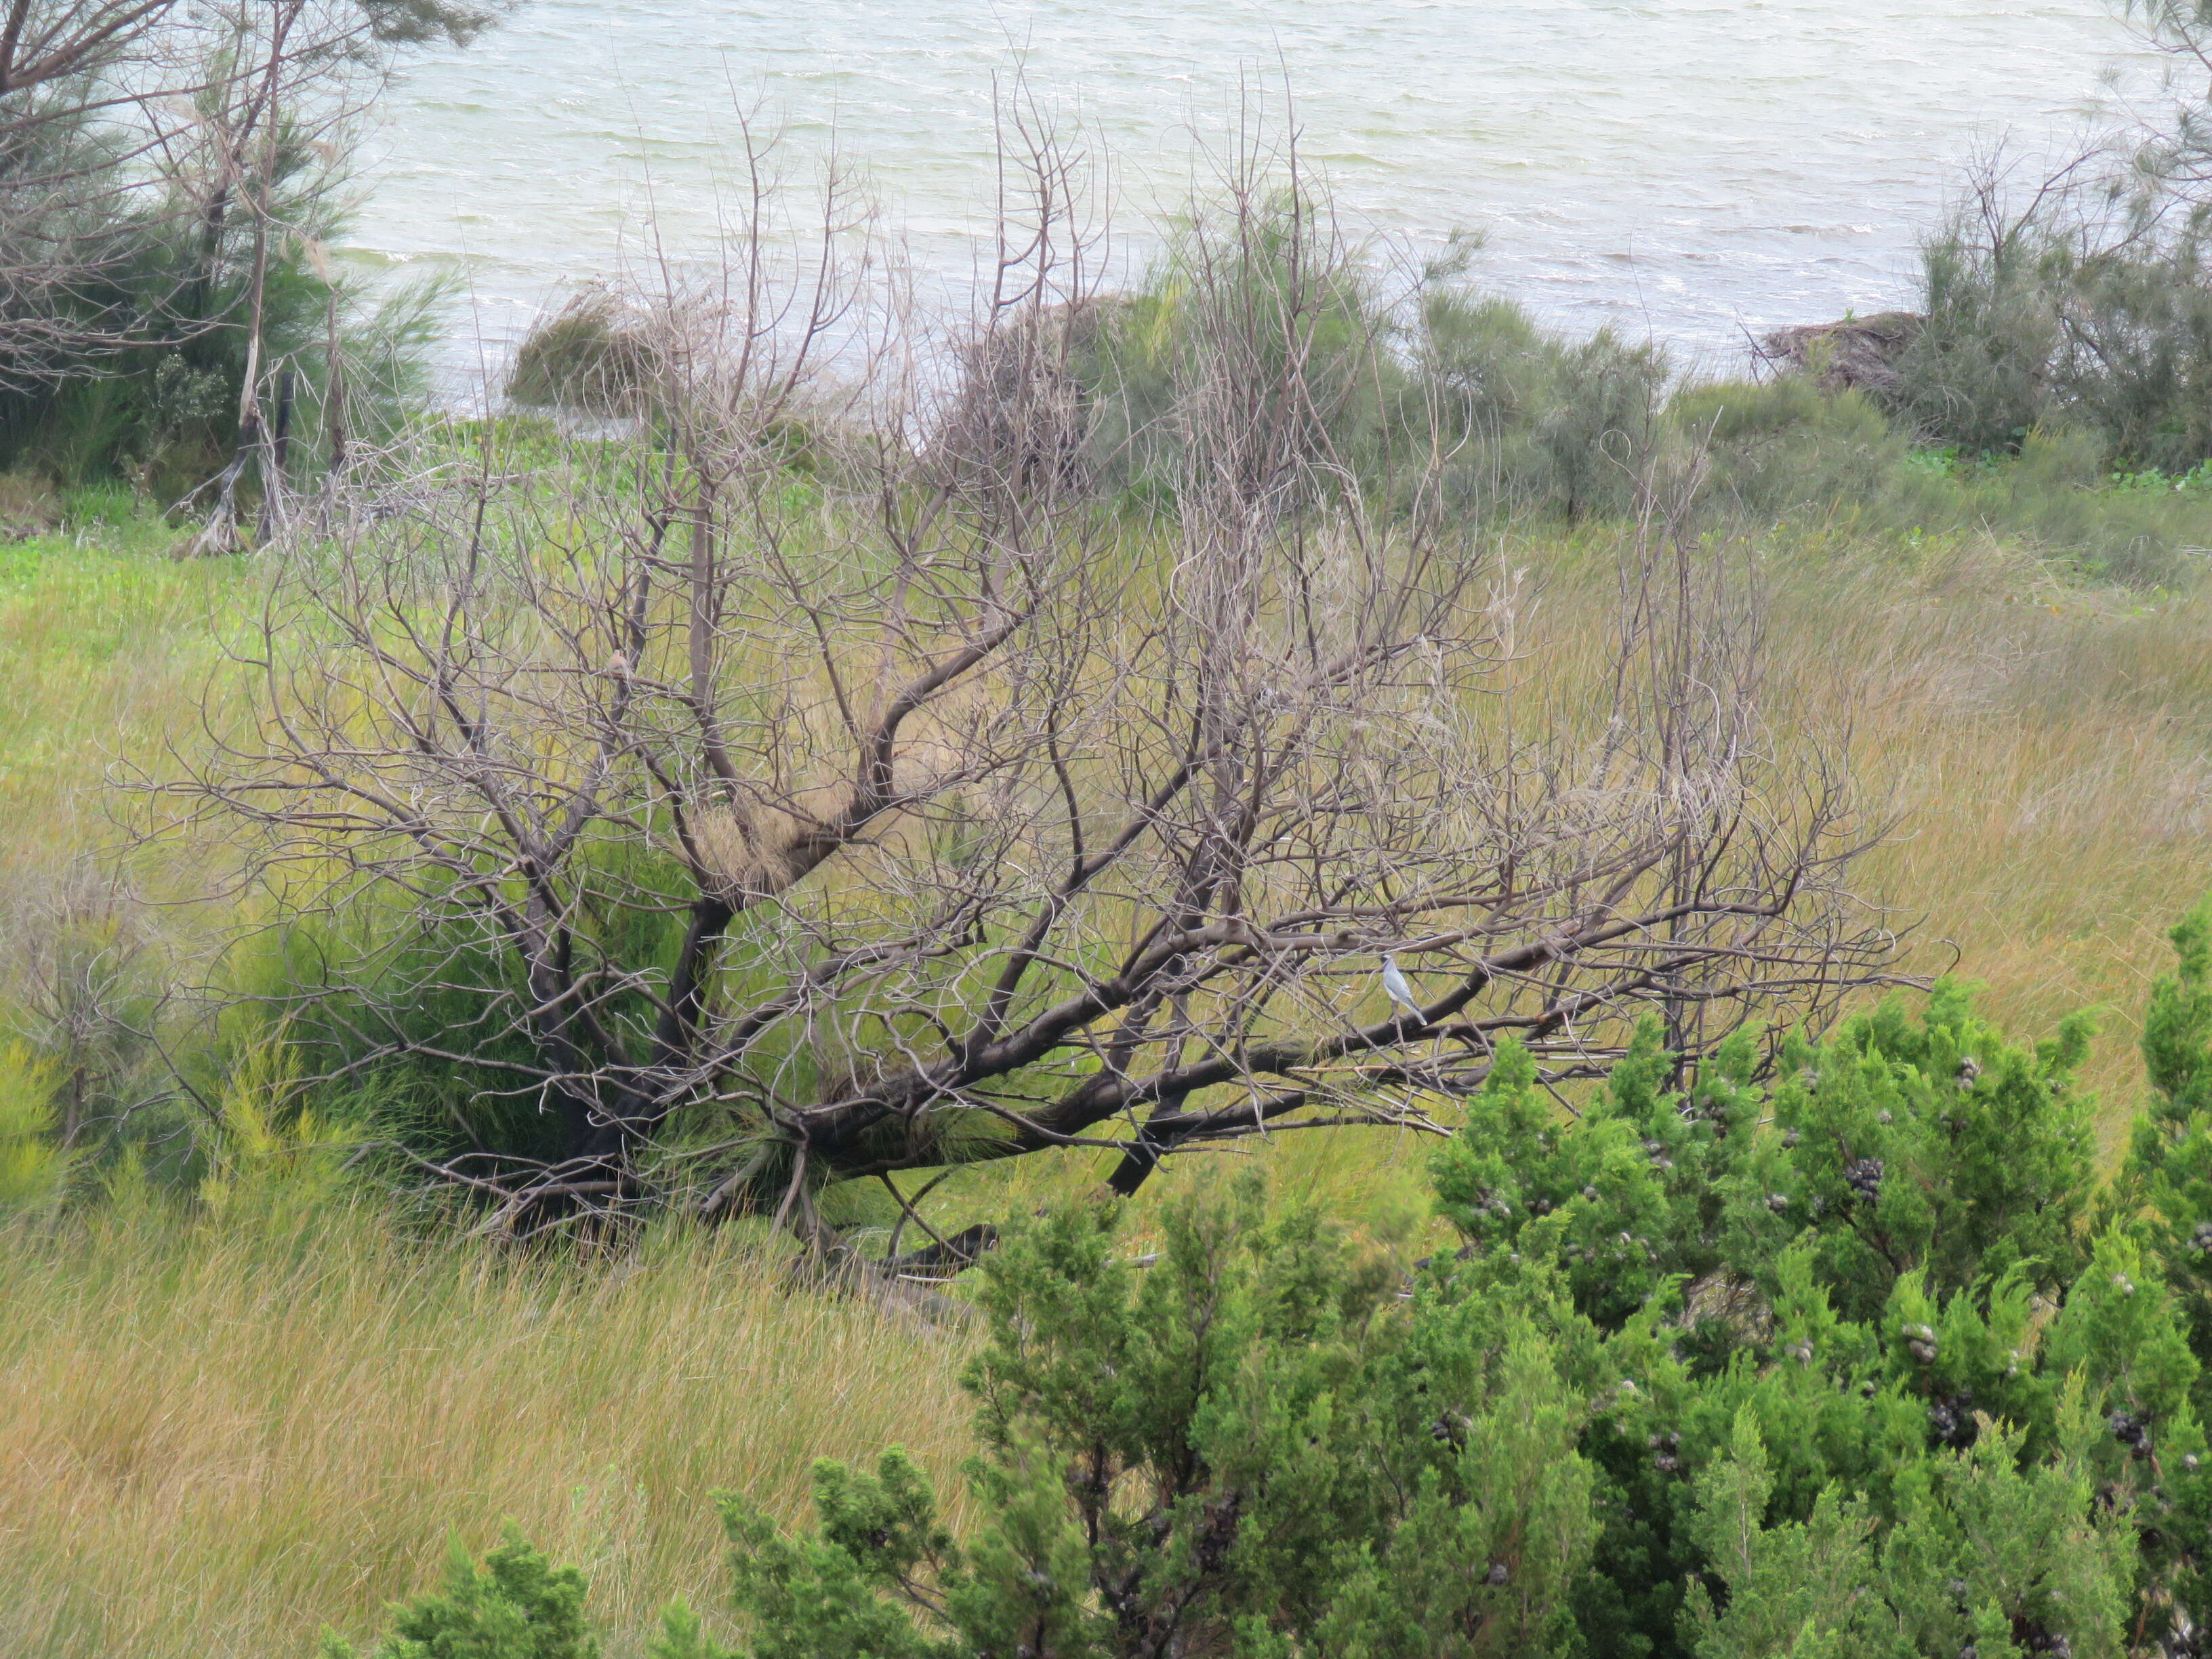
[323,1528,598,1659]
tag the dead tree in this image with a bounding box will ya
[161,115,1897,1261]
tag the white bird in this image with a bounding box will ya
[1379,952,1423,1023]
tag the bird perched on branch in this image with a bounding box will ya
[1379,952,1424,1024]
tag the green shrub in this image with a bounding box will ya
[1532,327,1670,520]
[692,1180,1597,1658]
[1404,289,1671,522]
[2114,890,2212,1480]
[0,1041,72,1209]
[1671,377,1944,531]
[323,1528,598,1659]
[1435,983,2097,1336]
[671,958,2203,1656]
[327,900,2212,1657]
[1891,217,2065,459]
[1057,190,1681,529]
[1666,371,2212,585]
[1891,182,2212,476]
[730,956,2212,1654]
[1075,221,2212,574]
[1071,186,1401,512]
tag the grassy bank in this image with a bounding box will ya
[0,485,2209,1652]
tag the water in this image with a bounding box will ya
[350,0,2148,375]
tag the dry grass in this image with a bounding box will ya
[0,1202,975,1658]
[1761,529,2212,1157]
[2,510,2211,1656]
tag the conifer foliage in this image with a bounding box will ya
[335,907,2212,1658]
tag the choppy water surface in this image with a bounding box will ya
[354,0,2144,371]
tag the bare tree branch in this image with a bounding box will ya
[151,98,1899,1271]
